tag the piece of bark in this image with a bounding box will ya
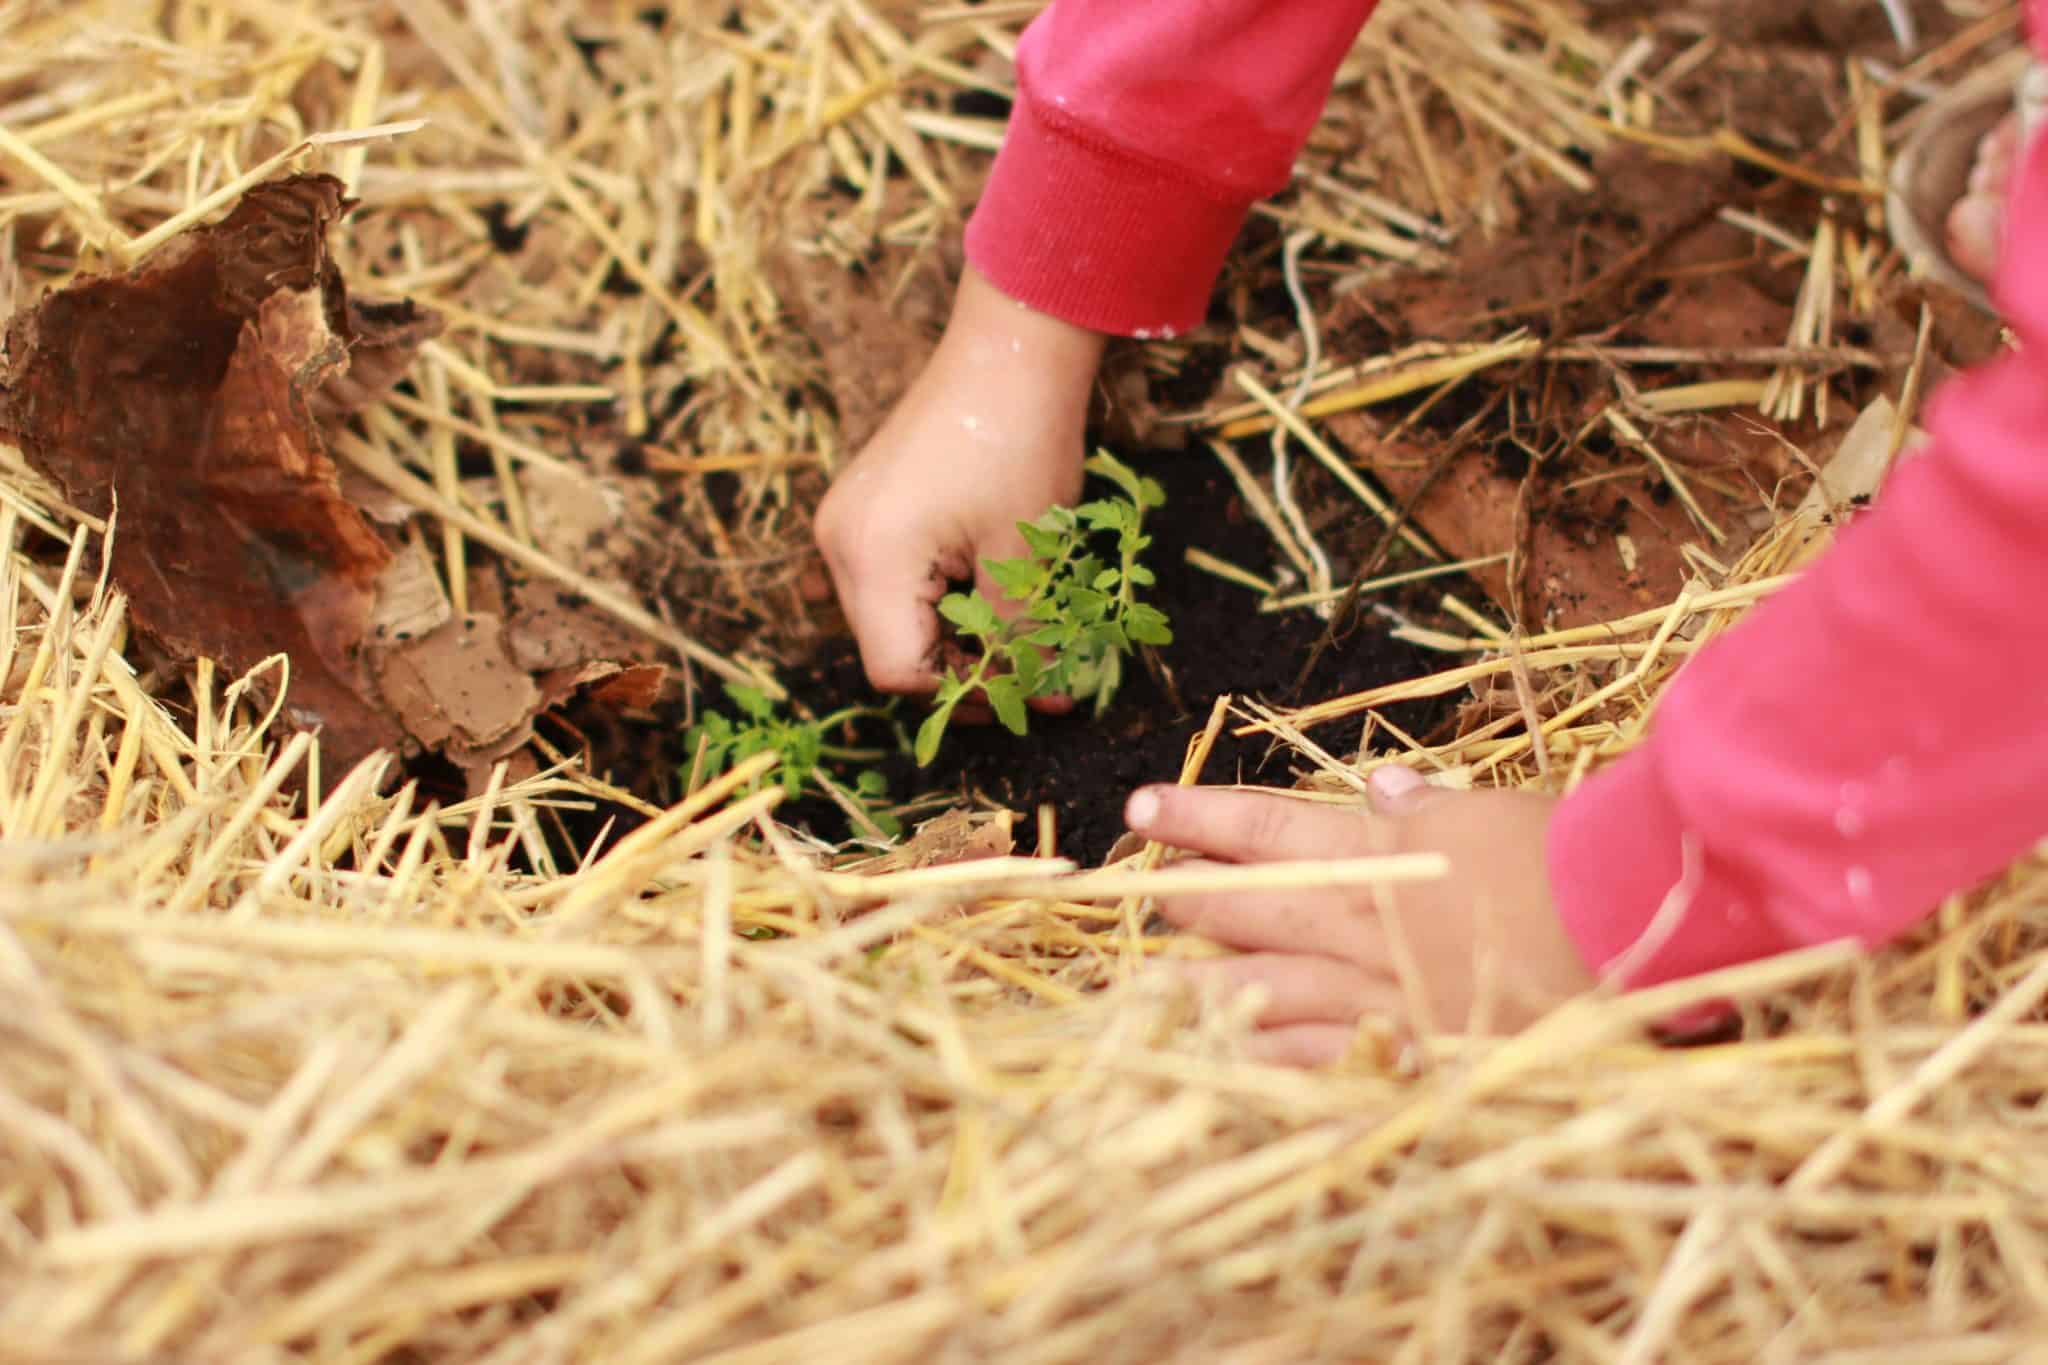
[500,464,639,660]
[314,296,445,419]
[2,172,677,780]
[373,612,541,759]
[522,460,628,569]
[0,176,440,766]
[367,541,455,648]
[536,660,666,711]
[860,808,1017,873]
[585,664,665,709]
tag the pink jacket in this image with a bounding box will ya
[968,0,2048,986]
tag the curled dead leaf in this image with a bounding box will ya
[536,660,667,711]
[0,174,442,768]
[1,173,667,783]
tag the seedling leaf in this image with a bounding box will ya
[985,556,1041,598]
[915,450,1175,762]
[984,675,1028,734]
[728,683,775,721]
[1019,521,1065,560]
[938,592,1001,637]
[1127,603,1174,645]
[680,690,898,840]
[915,704,953,766]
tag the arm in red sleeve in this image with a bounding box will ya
[966,0,1379,338]
[1548,114,2048,987]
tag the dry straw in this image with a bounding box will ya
[3,0,2047,1360]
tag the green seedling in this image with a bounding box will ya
[685,683,900,838]
[915,451,1174,766]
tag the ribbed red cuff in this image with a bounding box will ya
[1547,750,1801,989]
[964,81,1256,339]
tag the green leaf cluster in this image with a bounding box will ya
[685,684,899,838]
[915,451,1174,766]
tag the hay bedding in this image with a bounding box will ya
[3,0,2048,1361]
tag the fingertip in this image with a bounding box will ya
[1123,786,1376,865]
[1366,764,1429,813]
[861,656,936,696]
[1947,194,2004,283]
[1125,785,1168,833]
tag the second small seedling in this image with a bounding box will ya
[686,683,899,837]
[916,451,1173,766]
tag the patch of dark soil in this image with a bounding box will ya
[481,202,530,255]
[546,448,1448,868]
[839,450,1446,863]
[1145,334,1232,413]
[949,88,1013,121]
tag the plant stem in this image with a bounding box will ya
[818,743,886,761]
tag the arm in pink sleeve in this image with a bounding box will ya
[966,0,1379,337]
[1549,114,2048,986]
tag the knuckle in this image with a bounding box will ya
[1242,799,1295,856]
[812,496,849,549]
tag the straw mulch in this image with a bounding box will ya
[5,2,2048,1361]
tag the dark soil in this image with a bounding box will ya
[545,446,1450,868]
[863,448,1449,863]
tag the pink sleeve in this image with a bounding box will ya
[966,0,1379,338]
[1548,103,2048,987]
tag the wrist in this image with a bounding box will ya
[1547,756,1795,989]
[942,263,1106,394]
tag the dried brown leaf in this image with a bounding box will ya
[862,807,1016,873]
[0,174,442,768]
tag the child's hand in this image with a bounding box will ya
[1124,768,1598,1065]
[815,265,1105,696]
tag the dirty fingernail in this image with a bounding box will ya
[1125,787,1163,831]
[1368,765,1427,807]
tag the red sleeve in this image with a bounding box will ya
[966,0,1379,338]
[1549,107,2048,987]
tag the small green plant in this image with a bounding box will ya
[916,451,1173,766]
[685,683,900,838]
